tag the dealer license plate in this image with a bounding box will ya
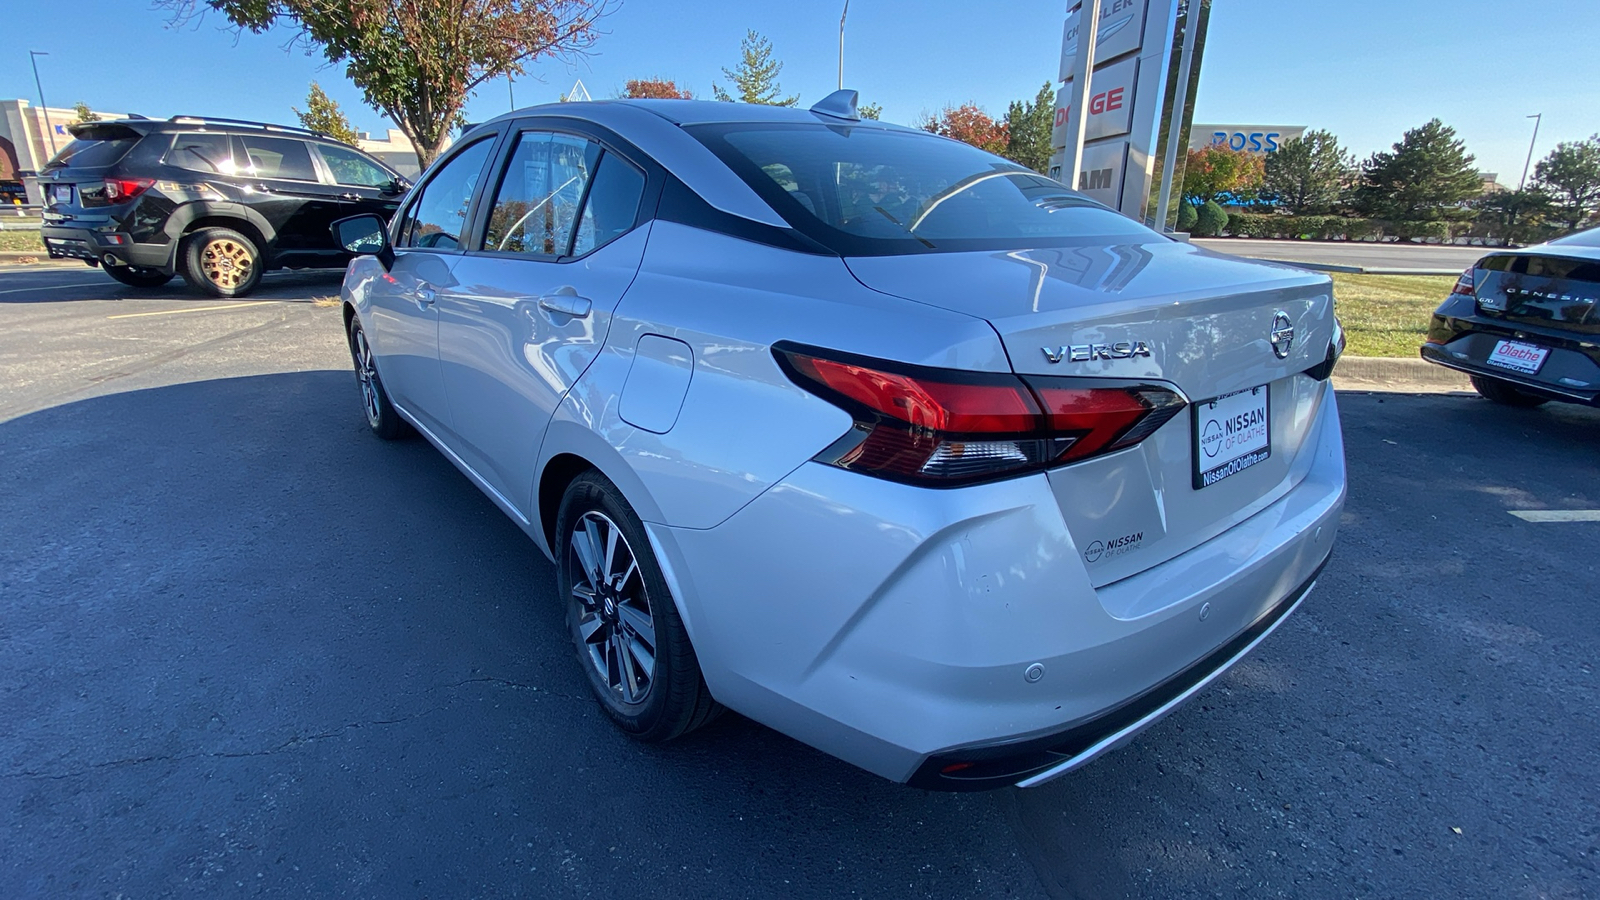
[1486,339,1549,375]
[48,184,72,205]
[1193,385,1271,489]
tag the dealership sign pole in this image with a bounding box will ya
[1059,0,1100,190]
[1050,0,1209,230]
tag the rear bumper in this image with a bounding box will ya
[40,224,174,272]
[649,381,1346,787]
[1422,302,1600,406]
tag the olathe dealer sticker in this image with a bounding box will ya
[1193,385,1271,488]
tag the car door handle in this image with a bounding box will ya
[415,285,436,307]
[538,292,591,318]
[339,192,360,201]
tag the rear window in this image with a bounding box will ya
[46,126,140,169]
[689,123,1155,256]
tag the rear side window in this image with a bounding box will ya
[165,133,238,175]
[398,138,496,250]
[237,136,318,181]
[572,153,646,256]
[318,143,394,187]
[482,132,596,256]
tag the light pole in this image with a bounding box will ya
[29,50,58,158]
[838,0,850,90]
[1517,113,1542,192]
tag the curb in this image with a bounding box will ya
[1333,356,1472,394]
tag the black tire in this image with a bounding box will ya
[103,265,173,288]
[557,472,722,742]
[346,317,411,440]
[180,226,262,298]
[1470,374,1550,408]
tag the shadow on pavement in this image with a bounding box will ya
[0,268,346,304]
[0,371,1044,899]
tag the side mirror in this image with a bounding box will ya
[331,214,394,269]
[380,178,409,197]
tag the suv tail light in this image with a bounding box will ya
[774,343,1187,486]
[1451,267,1475,295]
[103,177,154,204]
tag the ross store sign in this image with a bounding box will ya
[1053,55,1138,144]
[1189,124,1308,154]
[1059,0,1149,78]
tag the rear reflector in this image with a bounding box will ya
[774,343,1187,486]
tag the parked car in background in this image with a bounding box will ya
[332,92,1346,790]
[39,116,408,297]
[1423,226,1600,408]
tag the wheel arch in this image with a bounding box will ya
[166,202,277,259]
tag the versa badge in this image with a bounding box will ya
[1042,341,1153,364]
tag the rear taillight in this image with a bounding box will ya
[103,177,154,203]
[1451,267,1475,295]
[774,344,1187,486]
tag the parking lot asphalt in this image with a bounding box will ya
[2,265,1597,899]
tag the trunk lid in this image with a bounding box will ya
[1472,251,1600,334]
[845,239,1337,587]
[40,123,144,212]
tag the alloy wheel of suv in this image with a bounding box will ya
[182,226,263,297]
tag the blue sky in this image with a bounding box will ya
[4,0,1597,184]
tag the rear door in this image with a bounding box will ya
[232,134,343,260]
[436,125,652,515]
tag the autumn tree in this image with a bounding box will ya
[621,78,693,100]
[1352,119,1481,225]
[1262,129,1353,215]
[1533,134,1600,231]
[163,0,611,167]
[712,31,798,106]
[73,102,100,124]
[922,104,1008,155]
[294,81,361,145]
[1181,144,1264,204]
[1003,82,1055,174]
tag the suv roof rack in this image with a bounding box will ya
[166,116,330,139]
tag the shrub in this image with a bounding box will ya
[1177,202,1198,233]
[1392,220,1453,241]
[1195,200,1229,236]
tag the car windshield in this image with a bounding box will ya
[688,122,1156,255]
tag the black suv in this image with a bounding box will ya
[1422,226,1600,409]
[39,116,408,297]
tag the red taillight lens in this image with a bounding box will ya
[1451,267,1475,295]
[103,177,154,203]
[774,344,1187,486]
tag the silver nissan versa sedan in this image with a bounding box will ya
[331,91,1346,790]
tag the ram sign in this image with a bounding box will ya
[1190,124,1308,154]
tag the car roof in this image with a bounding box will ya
[484,98,925,133]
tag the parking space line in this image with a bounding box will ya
[1509,510,1600,523]
[0,281,109,296]
[107,303,258,319]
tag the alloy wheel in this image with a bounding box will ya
[351,326,381,427]
[200,237,253,290]
[567,510,657,705]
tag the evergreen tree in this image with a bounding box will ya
[1473,187,1554,246]
[1533,135,1600,231]
[1262,129,1352,215]
[712,31,798,106]
[1003,82,1055,175]
[1353,119,1481,225]
[294,82,361,145]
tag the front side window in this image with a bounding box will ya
[165,133,238,175]
[690,123,1156,256]
[319,143,394,187]
[482,132,596,256]
[237,136,318,181]
[399,138,495,250]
